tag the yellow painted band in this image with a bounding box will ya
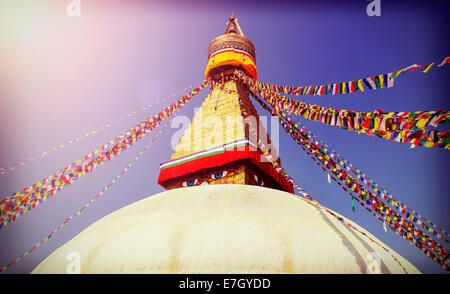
[205,50,257,80]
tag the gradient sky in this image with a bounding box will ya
[0,0,449,274]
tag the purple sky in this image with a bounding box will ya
[0,0,449,273]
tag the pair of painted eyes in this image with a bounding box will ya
[181,171,229,187]
[254,174,264,186]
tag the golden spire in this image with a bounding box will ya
[224,13,245,36]
[157,15,292,193]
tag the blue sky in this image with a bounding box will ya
[0,0,449,273]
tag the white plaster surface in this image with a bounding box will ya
[32,184,420,274]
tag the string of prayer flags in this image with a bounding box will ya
[0,81,204,177]
[0,81,209,230]
[318,205,408,273]
[254,89,450,253]
[0,119,173,273]
[274,104,449,271]
[291,118,450,241]
[238,69,450,130]
[240,56,449,97]
[236,70,450,150]
[249,89,450,272]
[243,84,412,272]
[325,165,450,271]
[216,81,413,272]
[298,131,444,270]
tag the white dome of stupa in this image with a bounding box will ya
[32,184,420,274]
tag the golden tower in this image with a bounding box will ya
[158,14,293,193]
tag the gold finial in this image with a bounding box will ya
[224,13,245,36]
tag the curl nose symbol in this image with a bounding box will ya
[200,181,209,186]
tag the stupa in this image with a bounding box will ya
[32,15,420,274]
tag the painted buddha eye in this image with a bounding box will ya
[254,174,264,186]
[181,178,199,187]
[210,171,228,180]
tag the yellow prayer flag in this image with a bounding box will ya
[303,110,309,119]
[374,118,380,129]
[357,79,365,91]
[423,63,434,73]
[416,118,428,128]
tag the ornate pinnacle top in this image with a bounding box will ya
[207,14,255,61]
[205,14,258,79]
[224,13,245,36]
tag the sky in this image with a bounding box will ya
[0,0,449,274]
